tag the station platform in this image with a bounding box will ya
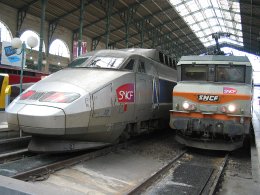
[0,111,7,124]
[0,111,19,139]
[252,86,260,182]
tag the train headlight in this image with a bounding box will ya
[227,104,236,113]
[182,102,190,110]
[20,90,36,100]
[182,101,196,111]
[39,92,80,103]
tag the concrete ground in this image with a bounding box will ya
[216,86,260,195]
[216,146,260,195]
[32,133,183,194]
[0,111,6,124]
[0,111,20,138]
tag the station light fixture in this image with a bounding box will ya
[11,36,38,94]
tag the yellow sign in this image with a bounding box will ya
[0,74,9,110]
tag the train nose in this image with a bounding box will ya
[18,105,66,135]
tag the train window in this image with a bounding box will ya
[69,56,92,67]
[124,59,135,70]
[159,52,164,63]
[181,65,207,81]
[138,61,146,73]
[216,65,245,83]
[165,56,169,66]
[172,60,177,70]
[86,57,124,69]
[169,58,173,67]
[23,71,35,76]
[0,68,6,73]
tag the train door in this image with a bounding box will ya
[90,84,112,132]
[135,57,153,121]
[113,58,136,123]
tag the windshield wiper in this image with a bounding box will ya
[89,59,101,66]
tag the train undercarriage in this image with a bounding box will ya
[171,117,251,151]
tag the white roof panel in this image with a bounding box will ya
[169,0,243,47]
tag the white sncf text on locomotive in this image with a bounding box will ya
[6,49,177,152]
[170,55,253,151]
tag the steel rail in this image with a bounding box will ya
[0,136,31,153]
[208,153,229,195]
[0,149,28,160]
[127,150,187,195]
[11,141,135,181]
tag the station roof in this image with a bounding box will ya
[1,0,259,57]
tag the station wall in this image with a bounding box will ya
[0,2,106,73]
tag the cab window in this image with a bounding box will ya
[181,65,208,81]
[124,59,135,70]
[68,56,92,67]
[216,65,245,83]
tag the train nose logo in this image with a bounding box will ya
[223,87,237,94]
[116,83,135,102]
[198,95,219,102]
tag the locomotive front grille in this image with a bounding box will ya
[199,105,218,112]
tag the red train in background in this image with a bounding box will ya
[0,64,48,85]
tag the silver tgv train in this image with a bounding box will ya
[170,55,253,151]
[6,48,177,152]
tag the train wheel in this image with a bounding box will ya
[242,123,253,151]
[242,134,251,152]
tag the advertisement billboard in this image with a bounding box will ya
[1,41,25,67]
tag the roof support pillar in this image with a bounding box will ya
[72,32,78,60]
[16,0,39,37]
[91,38,100,51]
[163,35,168,51]
[140,20,144,48]
[121,7,134,48]
[78,0,85,56]
[47,22,57,56]
[38,0,47,71]
[108,43,116,49]
[152,30,156,48]
[16,9,27,37]
[105,0,113,49]
[124,9,131,48]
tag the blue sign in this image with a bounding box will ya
[1,41,24,67]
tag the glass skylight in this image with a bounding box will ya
[169,0,243,47]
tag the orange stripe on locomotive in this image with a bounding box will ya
[172,91,252,104]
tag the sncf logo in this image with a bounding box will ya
[116,83,135,102]
[198,95,219,102]
[223,87,237,94]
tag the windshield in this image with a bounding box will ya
[216,65,245,83]
[180,64,246,83]
[181,65,208,81]
[76,56,124,69]
[68,56,92,67]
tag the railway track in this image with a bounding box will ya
[0,137,144,181]
[0,136,32,163]
[0,149,31,164]
[0,132,230,195]
[128,150,187,195]
[128,150,229,195]
[0,130,179,180]
[0,136,31,153]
